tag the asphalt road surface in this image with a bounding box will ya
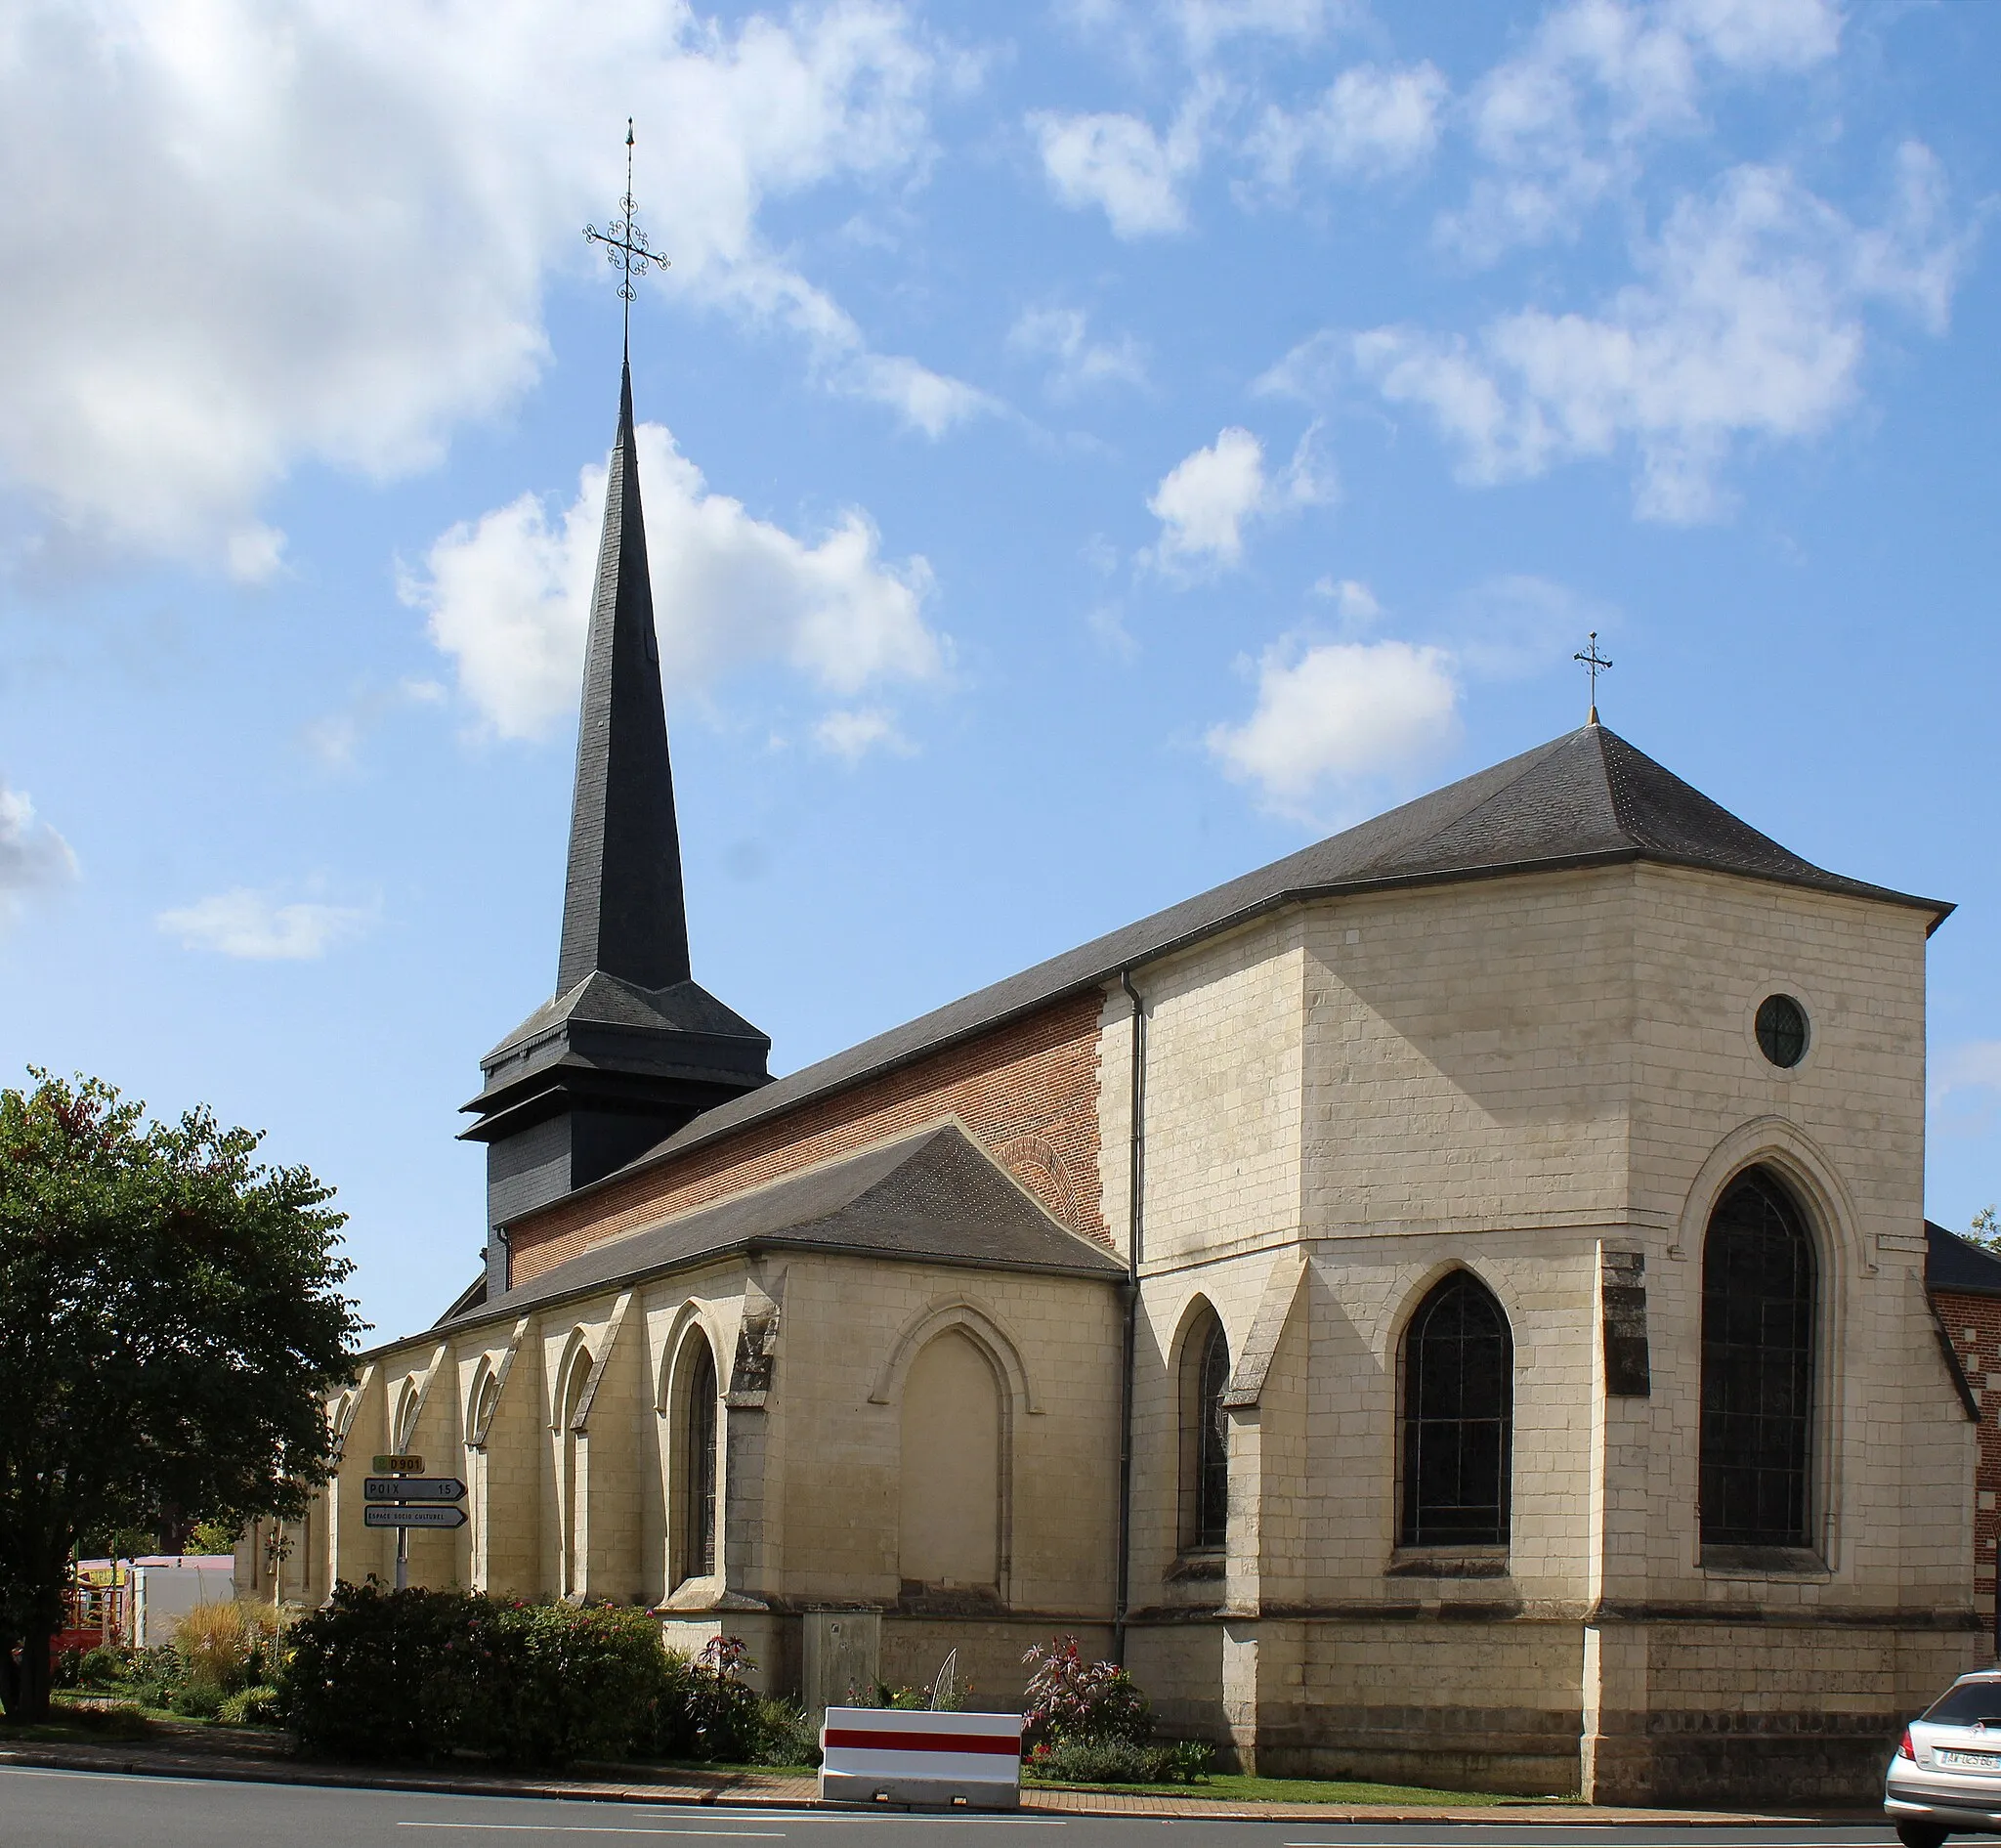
[0,1766,1905,1848]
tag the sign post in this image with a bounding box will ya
[365,1456,430,1589]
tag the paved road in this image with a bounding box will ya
[0,1766,1902,1848]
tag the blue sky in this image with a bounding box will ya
[2,0,1996,1343]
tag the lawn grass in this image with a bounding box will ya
[1026,1772,1556,1805]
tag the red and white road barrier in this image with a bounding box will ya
[818,1705,1025,1809]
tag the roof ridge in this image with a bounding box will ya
[1348,725,1596,877]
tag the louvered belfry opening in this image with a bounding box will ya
[1400,1271,1513,1548]
[1700,1168,1815,1548]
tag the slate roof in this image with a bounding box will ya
[515,721,1945,1224]
[463,361,768,1127]
[554,357,693,1003]
[413,1124,1124,1345]
[1927,1222,2001,1299]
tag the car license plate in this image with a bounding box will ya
[1938,1749,2001,1769]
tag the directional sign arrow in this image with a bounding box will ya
[363,1476,466,1503]
[363,1504,468,1529]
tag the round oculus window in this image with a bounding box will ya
[1756,994,1809,1069]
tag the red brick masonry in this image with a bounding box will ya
[1934,1285,2001,1621]
[508,991,1109,1285]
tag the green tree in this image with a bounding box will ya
[0,1072,363,1721]
[1971,1207,2001,1253]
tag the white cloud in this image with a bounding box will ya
[1207,638,1459,811]
[1170,0,1341,58]
[1311,576,1383,627]
[1248,63,1447,191]
[157,887,376,961]
[1146,424,1328,569]
[411,421,944,742]
[1030,87,1214,238]
[1337,151,1969,522]
[1007,308,1148,397]
[1438,0,1843,263]
[1149,429,1268,565]
[0,0,972,574]
[813,707,913,761]
[0,779,79,920]
[1667,0,1840,70]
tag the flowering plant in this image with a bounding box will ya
[1019,1636,1151,1749]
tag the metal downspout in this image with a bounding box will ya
[1113,968,1147,1664]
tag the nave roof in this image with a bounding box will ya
[419,1122,1122,1344]
[532,721,1945,1223]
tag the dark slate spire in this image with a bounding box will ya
[459,364,770,1299]
[557,360,692,995]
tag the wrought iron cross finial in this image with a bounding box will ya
[583,118,668,351]
[1573,631,1613,724]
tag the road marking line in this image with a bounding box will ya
[397,1827,785,1836]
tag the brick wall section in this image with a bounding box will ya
[1933,1286,2001,1621]
[507,991,1108,1285]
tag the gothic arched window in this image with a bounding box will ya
[681,1335,718,1583]
[1700,1168,1815,1549]
[1400,1272,1512,1548]
[1187,1315,1230,1552]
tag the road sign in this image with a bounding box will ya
[363,1476,466,1503]
[372,1454,423,1474]
[363,1504,467,1530]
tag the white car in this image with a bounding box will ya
[1887,1671,2001,1846]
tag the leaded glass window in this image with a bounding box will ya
[1400,1272,1512,1548]
[684,1338,718,1580]
[1755,995,1809,1069]
[1700,1169,1814,1548]
[1193,1318,1230,1551]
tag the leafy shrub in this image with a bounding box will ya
[1157,1739,1215,1783]
[281,1582,702,1769]
[52,1648,84,1688]
[77,1646,128,1690]
[748,1697,819,1768]
[476,1602,673,1768]
[1020,1637,1151,1749]
[1024,1734,1214,1785]
[172,1678,226,1719]
[282,1583,499,1761]
[217,1686,283,1728]
[124,1645,188,1710]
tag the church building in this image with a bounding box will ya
[293,359,1985,1804]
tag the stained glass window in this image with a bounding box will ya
[1700,1169,1814,1548]
[1400,1272,1512,1548]
[1193,1318,1230,1551]
[684,1338,718,1580]
[1756,994,1809,1068]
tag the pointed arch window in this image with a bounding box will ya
[1400,1272,1512,1548]
[678,1334,718,1584]
[1700,1168,1815,1549]
[1177,1308,1230,1555]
